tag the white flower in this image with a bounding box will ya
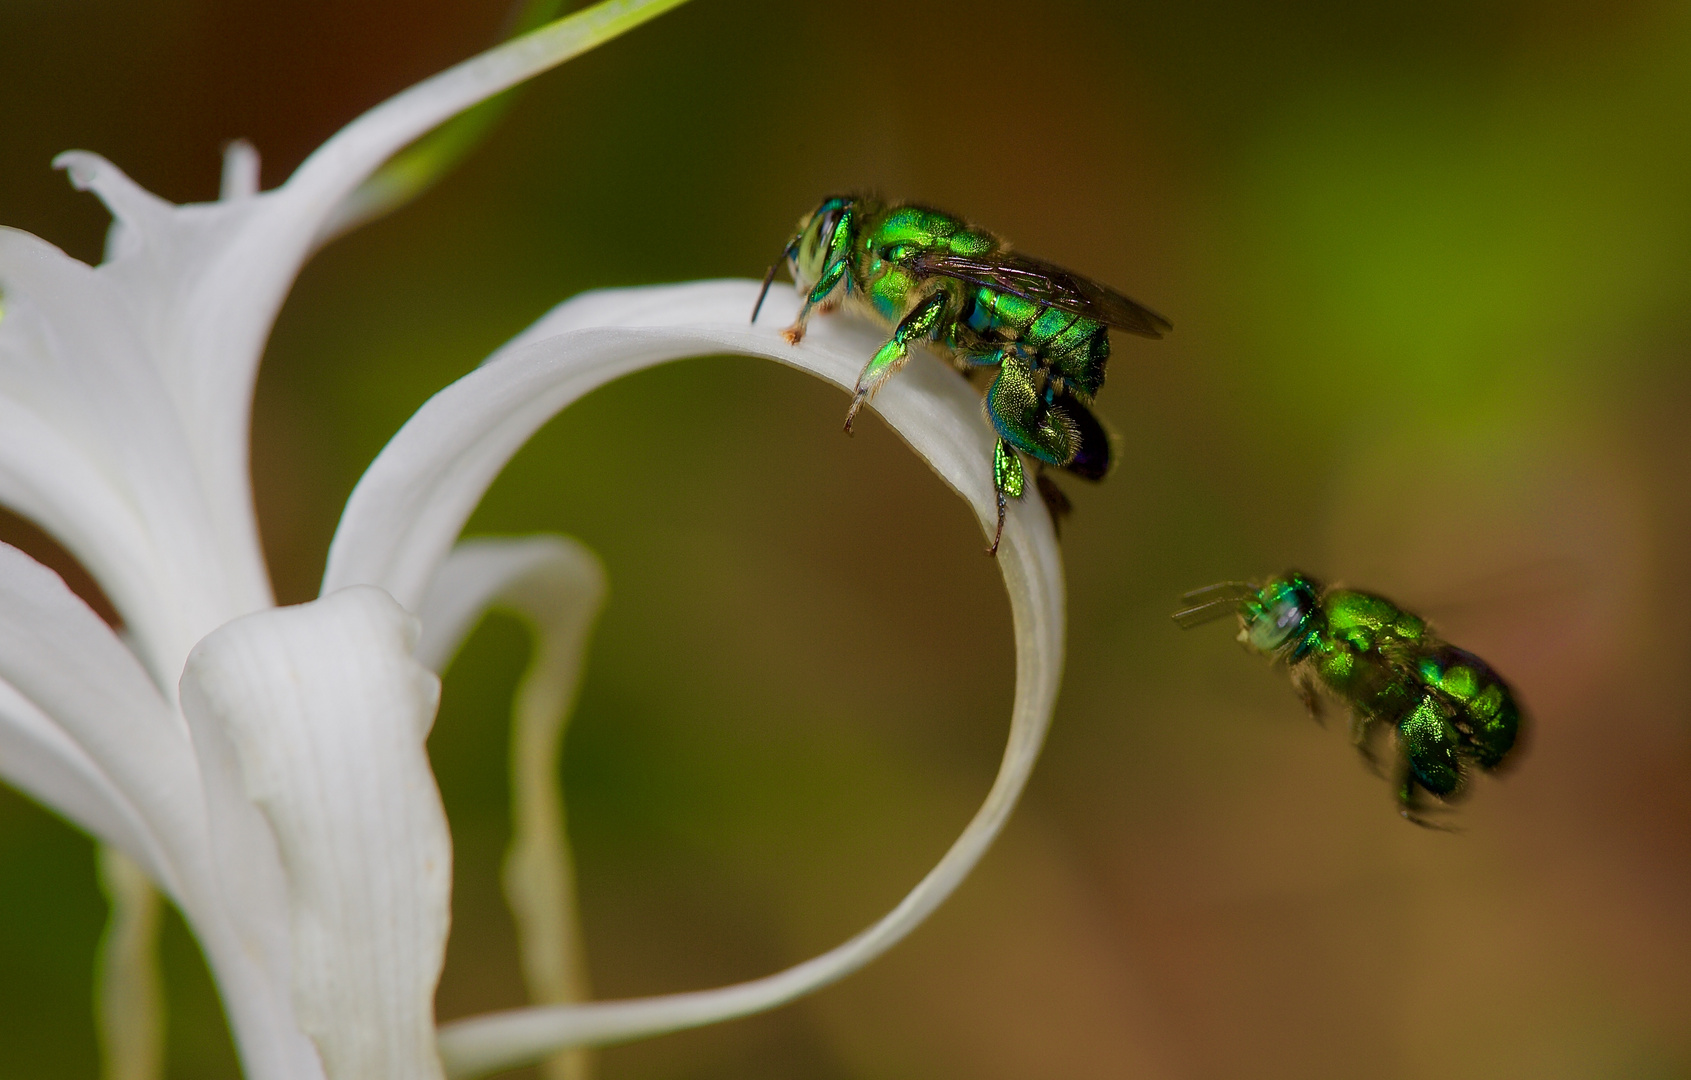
[0,4,1066,1079]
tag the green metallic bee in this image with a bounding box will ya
[752,196,1170,553]
[1174,572,1524,826]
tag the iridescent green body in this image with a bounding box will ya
[1177,572,1524,825]
[753,196,1169,552]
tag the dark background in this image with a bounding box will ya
[1,0,1688,1077]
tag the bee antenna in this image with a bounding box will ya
[750,239,798,324]
[1171,597,1244,629]
[1177,581,1255,605]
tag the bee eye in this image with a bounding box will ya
[1246,586,1306,652]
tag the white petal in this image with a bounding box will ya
[118,0,696,487]
[180,587,453,1080]
[325,281,1019,605]
[0,544,321,1080]
[415,536,606,1080]
[320,281,1065,1076]
[0,541,194,894]
[413,535,602,676]
[0,2,689,675]
[0,224,260,679]
[221,140,262,202]
[0,678,162,884]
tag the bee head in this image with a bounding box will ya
[788,196,855,290]
[1239,573,1320,658]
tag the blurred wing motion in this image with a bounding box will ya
[1172,580,1256,628]
[914,250,1173,337]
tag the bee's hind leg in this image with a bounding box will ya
[988,439,1025,556]
[844,291,950,433]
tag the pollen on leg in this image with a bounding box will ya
[781,324,806,345]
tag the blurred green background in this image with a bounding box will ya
[2,0,1690,1077]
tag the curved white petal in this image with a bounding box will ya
[0,7,697,1077]
[0,543,319,1080]
[415,535,604,678]
[0,224,260,680]
[416,536,607,1080]
[321,281,1065,1077]
[0,1,689,682]
[0,542,195,894]
[180,587,452,1080]
[0,678,161,883]
[325,281,1042,605]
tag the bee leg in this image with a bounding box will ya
[1292,667,1324,724]
[783,207,857,344]
[986,351,1079,469]
[1396,775,1463,832]
[988,439,1024,556]
[781,275,839,345]
[1351,712,1389,778]
[843,291,950,433]
[1395,695,1465,830]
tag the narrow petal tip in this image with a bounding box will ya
[221,141,262,201]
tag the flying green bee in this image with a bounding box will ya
[1174,572,1524,826]
[752,196,1170,553]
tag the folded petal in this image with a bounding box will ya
[321,280,1065,1076]
[180,587,453,1080]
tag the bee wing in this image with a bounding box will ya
[913,251,1172,338]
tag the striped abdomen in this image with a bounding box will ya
[958,287,1111,399]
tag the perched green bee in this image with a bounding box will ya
[1174,572,1524,826]
[752,196,1170,553]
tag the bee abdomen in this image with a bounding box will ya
[1416,646,1522,771]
